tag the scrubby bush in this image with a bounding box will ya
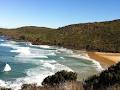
[42,70,77,86]
[84,62,120,90]
[19,35,26,40]
[0,87,11,90]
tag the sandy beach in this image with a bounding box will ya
[88,52,120,68]
[73,50,120,69]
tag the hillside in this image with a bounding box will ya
[57,19,120,52]
[0,19,120,53]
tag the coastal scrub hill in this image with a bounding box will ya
[57,19,120,52]
[0,19,120,52]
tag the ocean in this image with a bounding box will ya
[0,36,102,90]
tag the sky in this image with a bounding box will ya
[0,0,120,28]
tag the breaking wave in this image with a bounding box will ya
[71,52,104,71]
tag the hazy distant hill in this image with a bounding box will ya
[0,19,120,52]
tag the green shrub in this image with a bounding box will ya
[84,62,120,90]
[42,70,77,86]
[19,35,26,40]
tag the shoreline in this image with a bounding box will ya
[72,50,103,71]
[73,50,120,69]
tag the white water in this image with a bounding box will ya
[71,52,104,71]
[3,63,11,72]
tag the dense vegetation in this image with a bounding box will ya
[84,62,120,90]
[58,19,120,52]
[0,19,120,52]
[42,70,77,86]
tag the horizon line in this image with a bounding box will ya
[0,18,119,29]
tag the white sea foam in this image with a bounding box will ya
[0,42,49,58]
[40,59,73,72]
[39,59,73,71]
[0,39,5,41]
[72,52,104,71]
[57,48,73,54]
[29,44,55,49]
[84,54,104,71]
[0,41,55,59]
[11,47,48,58]
[42,62,55,70]
[0,43,15,47]
[91,59,104,71]
[6,70,54,90]
[11,47,31,56]
[40,60,57,63]
[71,53,91,60]
[25,42,32,46]
[0,80,6,87]
[54,63,73,72]
[39,45,51,49]
[0,42,56,58]
[60,57,64,59]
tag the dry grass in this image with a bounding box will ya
[21,81,83,90]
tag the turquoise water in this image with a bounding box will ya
[0,36,100,89]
